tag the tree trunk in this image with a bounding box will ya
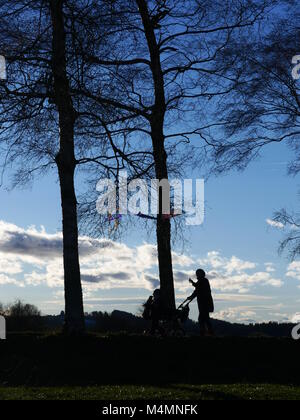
[137,0,176,315]
[50,0,85,334]
[152,124,176,316]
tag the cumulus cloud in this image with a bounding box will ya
[214,307,257,323]
[0,273,24,287]
[0,220,194,291]
[265,263,276,273]
[291,313,300,323]
[0,220,63,260]
[0,220,284,300]
[198,251,283,293]
[286,262,300,283]
[200,251,256,274]
[214,303,290,324]
[0,220,116,262]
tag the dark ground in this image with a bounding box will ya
[0,333,299,387]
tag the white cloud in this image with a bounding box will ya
[214,303,291,324]
[214,293,273,302]
[214,307,257,323]
[287,261,300,282]
[199,251,256,273]
[0,273,24,287]
[198,251,283,293]
[291,313,300,323]
[0,220,284,301]
[0,220,196,292]
[266,219,284,229]
[265,263,276,273]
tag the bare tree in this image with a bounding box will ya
[212,1,300,258]
[273,209,300,260]
[0,0,153,334]
[213,1,299,171]
[0,0,156,333]
[49,0,86,334]
[0,0,88,334]
[77,0,272,313]
[5,300,41,318]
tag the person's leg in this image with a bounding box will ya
[205,313,214,336]
[198,313,206,336]
[151,317,165,336]
[150,318,159,335]
[158,322,166,336]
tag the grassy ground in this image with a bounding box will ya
[1,384,300,400]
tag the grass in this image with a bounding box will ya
[0,384,300,400]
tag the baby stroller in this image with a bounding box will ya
[167,300,190,337]
[176,300,190,323]
[143,293,190,337]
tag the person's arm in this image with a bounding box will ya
[187,290,197,302]
[189,278,197,288]
[145,296,153,307]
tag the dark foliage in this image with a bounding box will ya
[4,300,44,332]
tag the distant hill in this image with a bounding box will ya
[41,310,296,338]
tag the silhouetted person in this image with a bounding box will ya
[188,269,214,336]
[147,289,165,336]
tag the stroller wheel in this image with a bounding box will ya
[171,328,186,338]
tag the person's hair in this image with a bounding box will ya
[196,269,206,279]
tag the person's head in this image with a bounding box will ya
[196,269,206,280]
[153,289,161,298]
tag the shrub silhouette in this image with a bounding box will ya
[4,300,44,332]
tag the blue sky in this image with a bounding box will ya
[0,137,300,324]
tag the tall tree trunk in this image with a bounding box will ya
[137,0,176,315]
[152,123,176,316]
[50,0,85,334]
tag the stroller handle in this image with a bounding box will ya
[178,299,190,309]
